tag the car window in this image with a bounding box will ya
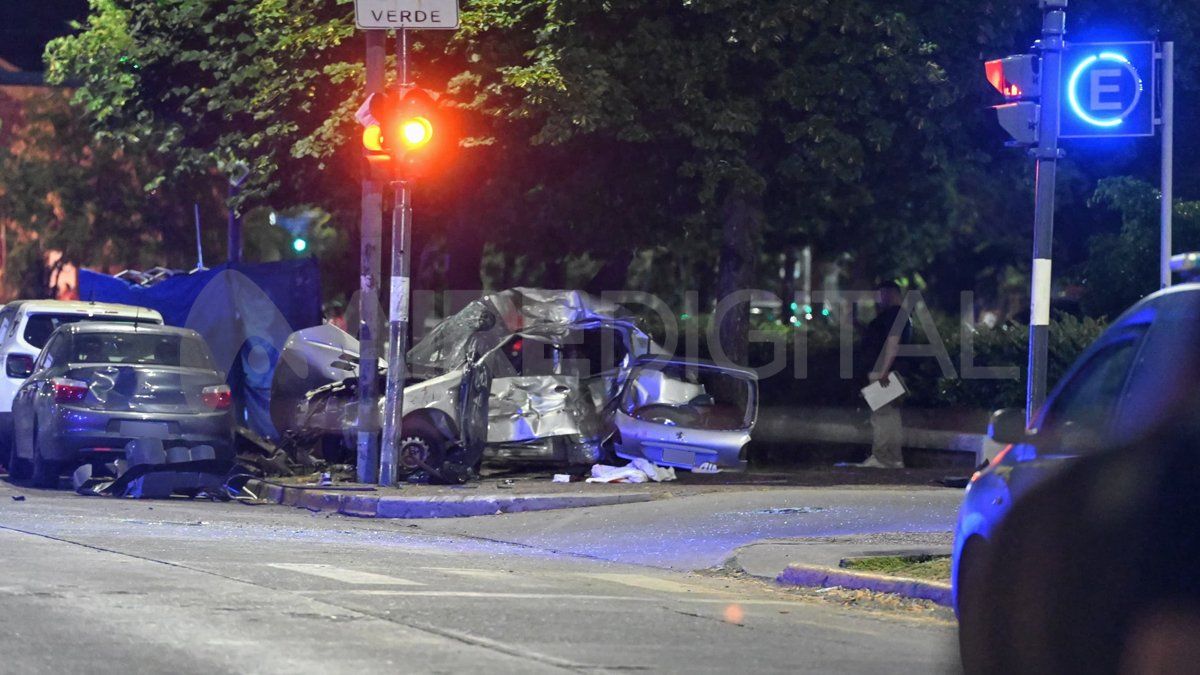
[68,333,216,369]
[0,309,14,342]
[35,334,70,373]
[23,313,153,349]
[1040,329,1147,436]
[491,329,632,380]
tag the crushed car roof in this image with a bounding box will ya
[409,288,649,374]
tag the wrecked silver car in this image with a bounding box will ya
[270,289,757,477]
[407,290,660,466]
[610,357,758,471]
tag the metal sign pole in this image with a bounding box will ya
[380,28,413,486]
[356,29,386,484]
[1026,3,1066,425]
[1160,41,1175,289]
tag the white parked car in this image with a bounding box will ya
[0,300,163,456]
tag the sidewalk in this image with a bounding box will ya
[754,406,1001,464]
[726,532,954,606]
[245,477,661,519]
[246,466,961,519]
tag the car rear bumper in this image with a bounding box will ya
[612,412,750,471]
[43,406,233,462]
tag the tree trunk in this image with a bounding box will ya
[716,194,762,367]
[779,246,796,324]
[445,209,483,293]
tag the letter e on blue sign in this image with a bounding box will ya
[1060,41,1156,138]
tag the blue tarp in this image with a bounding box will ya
[78,259,322,439]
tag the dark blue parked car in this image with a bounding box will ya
[953,283,1200,663]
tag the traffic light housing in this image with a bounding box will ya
[985,54,1041,146]
[359,87,451,180]
[985,55,1040,99]
[993,102,1041,145]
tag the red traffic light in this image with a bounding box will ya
[985,55,1039,100]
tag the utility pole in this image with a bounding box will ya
[193,203,206,270]
[352,0,459,485]
[379,29,413,487]
[1160,41,1175,289]
[356,29,386,484]
[226,162,250,264]
[1025,0,1066,424]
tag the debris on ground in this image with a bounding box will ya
[586,458,676,484]
[11,495,25,501]
[73,439,231,499]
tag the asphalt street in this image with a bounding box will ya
[0,480,962,674]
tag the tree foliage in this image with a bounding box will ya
[19,0,1200,332]
[1081,177,1200,318]
[0,91,223,296]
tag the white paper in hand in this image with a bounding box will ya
[861,373,907,411]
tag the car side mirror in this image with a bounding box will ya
[6,353,34,379]
[988,408,1031,444]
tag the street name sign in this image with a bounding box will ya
[355,0,460,30]
[1060,41,1156,138]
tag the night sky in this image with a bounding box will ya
[0,1,89,70]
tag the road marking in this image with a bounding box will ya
[421,567,515,581]
[577,573,734,596]
[267,563,424,586]
[296,590,881,636]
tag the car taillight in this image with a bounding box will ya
[51,378,89,403]
[970,444,1014,483]
[201,385,232,410]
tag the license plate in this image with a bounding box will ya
[661,448,696,466]
[119,421,169,438]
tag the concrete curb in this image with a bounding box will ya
[248,480,656,519]
[775,563,953,607]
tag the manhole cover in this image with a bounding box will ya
[752,507,825,515]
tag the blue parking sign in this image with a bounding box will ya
[1060,41,1156,138]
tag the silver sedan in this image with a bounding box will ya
[7,322,234,487]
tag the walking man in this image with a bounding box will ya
[857,280,911,468]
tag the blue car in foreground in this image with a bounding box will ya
[953,283,1200,664]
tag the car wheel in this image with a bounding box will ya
[957,536,991,674]
[398,418,448,476]
[29,431,61,489]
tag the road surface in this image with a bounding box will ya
[0,479,961,673]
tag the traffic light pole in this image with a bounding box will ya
[1025,2,1066,425]
[356,29,386,484]
[380,29,413,487]
[1160,41,1174,289]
